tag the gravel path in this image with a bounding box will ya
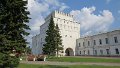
[20,61,120,66]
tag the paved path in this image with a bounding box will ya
[66,56,120,59]
[21,61,120,66]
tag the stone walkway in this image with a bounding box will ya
[21,61,120,66]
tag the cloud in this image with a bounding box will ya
[106,0,111,4]
[70,6,114,36]
[26,0,69,47]
[118,10,120,14]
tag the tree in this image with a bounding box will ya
[26,46,31,54]
[0,0,30,67]
[54,24,63,57]
[42,16,56,56]
[42,16,63,57]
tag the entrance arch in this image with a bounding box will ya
[65,48,74,56]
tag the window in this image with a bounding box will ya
[64,19,65,23]
[84,50,86,55]
[88,50,90,55]
[100,50,103,55]
[114,37,118,43]
[94,50,97,55]
[80,51,81,54]
[94,40,96,45]
[83,42,85,47]
[106,49,110,55]
[79,43,81,47]
[88,41,90,46]
[99,39,102,45]
[65,35,67,37]
[105,38,109,44]
[115,48,119,54]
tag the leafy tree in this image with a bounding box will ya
[54,24,63,57]
[0,0,30,67]
[42,16,63,57]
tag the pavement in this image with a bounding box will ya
[20,61,120,66]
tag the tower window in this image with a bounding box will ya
[65,35,67,37]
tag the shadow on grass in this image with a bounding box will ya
[38,65,68,68]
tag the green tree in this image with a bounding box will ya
[42,16,56,56]
[0,0,30,67]
[26,46,31,54]
[54,24,63,57]
[42,16,63,57]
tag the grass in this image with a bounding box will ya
[47,57,120,63]
[18,63,120,68]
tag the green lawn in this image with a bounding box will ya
[47,57,120,63]
[18,63,120,68]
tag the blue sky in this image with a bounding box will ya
[27,0,120,46]
[60,0,120,30]
[60,0,120,32]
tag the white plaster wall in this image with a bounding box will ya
[32,11,80,56]
[77,30,120,56]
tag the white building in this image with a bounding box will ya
[32,10,80,56]
[76,30,120,56]
[32,10,120,56]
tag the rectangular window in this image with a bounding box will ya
[88,41,90,46]
[114,37,118,43]
[105,38,109,44]
[94,40,96,45]
[83,42,85,47]
[84,50,85,55]
[106,49,110,55]
[94,50,97,55]
[79,43,81,47]
[80,51,81,54]
[99,39,102,45]
[115,48,119,54]
[100,50,103,55]
[88,50,90,55]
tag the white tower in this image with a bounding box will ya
[32,11,80,56]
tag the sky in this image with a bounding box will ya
[26,0,120,47]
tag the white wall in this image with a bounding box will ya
[32,10,80,56]
[76,30,120,56]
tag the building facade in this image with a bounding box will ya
[32,10,80,56]
[76,30,120,56]
[32,11,120,56]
